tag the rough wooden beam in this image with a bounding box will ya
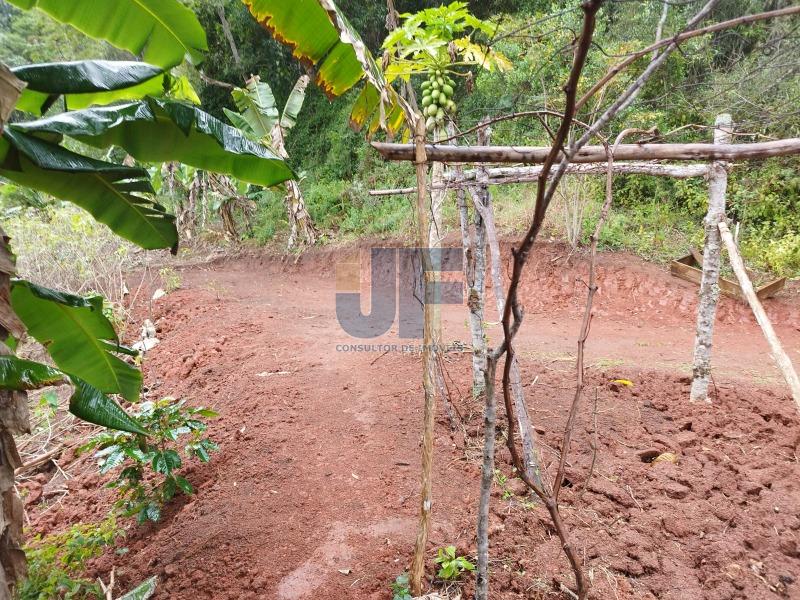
[719,222,800,408]
[368,162,709,196]
[371,138,800,164]
[447,162,710,181]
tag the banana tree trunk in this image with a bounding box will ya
[0,72,31,598]
[0,227,30,599]
[284,179,317,250]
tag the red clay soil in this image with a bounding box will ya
[21,242,800,599]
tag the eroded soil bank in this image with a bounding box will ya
[21,243,800,599]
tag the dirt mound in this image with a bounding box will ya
[20,247,800,599]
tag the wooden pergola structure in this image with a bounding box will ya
[370,127,800,405]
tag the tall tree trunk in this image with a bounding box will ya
[453,121,487,400]
[0,228,30,599]
[456,187,487,399]
[410,116,439,597]
[690,114,732,402]
[469,125,545,492]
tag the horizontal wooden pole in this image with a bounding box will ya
[446,162,710,181]
[371,138,800,164]
[368,162,709,196]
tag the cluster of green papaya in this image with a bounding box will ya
[421,69,456,130]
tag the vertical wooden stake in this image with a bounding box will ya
[410,115,437,597]
[690,113,732,402]
[719,222,800,407]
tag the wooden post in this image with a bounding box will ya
[690,114,732,402]
[719,222,800,408]
[410,115,437,597]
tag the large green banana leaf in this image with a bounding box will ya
[229,76,279,140]
[7,0,207,69]
[12,61,167,116]
[0,356,147,435]
[0,356,65,390]
[10,280,142,402]
[281,75,310,131]
[12,98,295,187]
[241,0,406,137]
[69,376,147,435]
[0,129,178,251]
[242,0,383,98]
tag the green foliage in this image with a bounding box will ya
[10,280,142,401]
[242,0,378,99]
[12,60,167,116]
[389,572,412,600]
[0,128,178,252]
[17,516,122,600]
[434,545,475,580]
[6,0,207,68]
[80,397,219,524]
[11,98,295,188]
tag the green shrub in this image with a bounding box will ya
[434,545,475,580]
[80,398,219,524]
[18,516,122,600]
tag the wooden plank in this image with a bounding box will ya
[671,253,785,301]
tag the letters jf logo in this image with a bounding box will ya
[335,248,463,339]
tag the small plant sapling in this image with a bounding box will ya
[434,545,475,580]
[80,397,219,523]
[390,572,413,600]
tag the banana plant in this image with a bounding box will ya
[242,0,411,139]
[224,75,317,249]
[6,0,207,68]
[0,0,296,592]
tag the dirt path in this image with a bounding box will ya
[26,244,800,599]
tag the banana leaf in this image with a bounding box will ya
[0,129,178,251]
[242,0,383,98]
[11,98,295,187]
[280,75,310,131]
[0,356,146,435]
[230,76,279,140]
[241,0,406,137]
[11,61,167,115]
[7,0,206,68]
[69,376,147,435]
[118,576,157,600]
[0,356,65,390]
[10,280,142,402]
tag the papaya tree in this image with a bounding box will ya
[239,1,508,595]
[0,1,294,595]
[224,74,317,249]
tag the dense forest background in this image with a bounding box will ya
[1,0,799,276]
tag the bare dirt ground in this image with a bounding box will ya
[21,242,800,599]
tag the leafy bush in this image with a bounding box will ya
[434,545,475,580]
[80,398,219,524]
[17,516,122,600]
